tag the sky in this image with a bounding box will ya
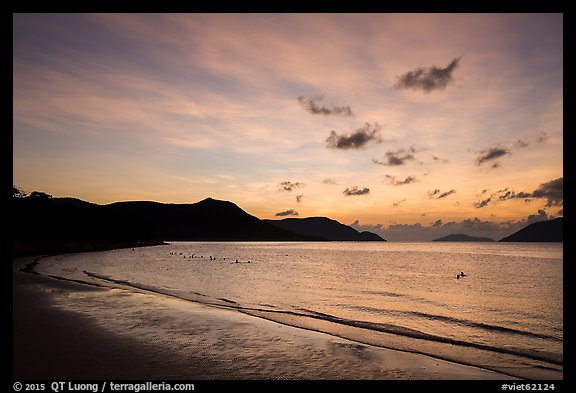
[13,13,563,241]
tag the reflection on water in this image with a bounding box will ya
[36,242,563,379]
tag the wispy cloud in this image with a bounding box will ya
[394,57,460,93]
[432,155,449,164]
[278,181,305,192]
[473,187,528,208]
[473,177,563,208]
[322,178,337,185]
[384,175,417,186]
[515,130,548,149]
[326,122,382,150]
[296,194,303,203]
[514,139,530,149]
[392,198,407,207]
[275,209,299,217]
[473,197,492,208]
[343,186,370,196]
[475,131,548,168]
[428,189,456,199]
[437,189,456,199]
[373,146,418,166]
[475,146,511,167]
[535,131,549,143]
[298,95,354,117]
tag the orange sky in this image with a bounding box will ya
[13,13,563,240]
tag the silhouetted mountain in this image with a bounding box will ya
[11,195,157,256]
[499,218,563,242]
[12,196,318,256]
[50,197,98,209]
[99,198,315,241]
[264,217,386,241]
[13,196,104,241]
[358,231,385,241]
[433,234,495,242]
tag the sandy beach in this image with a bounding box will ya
[13,256,518,381]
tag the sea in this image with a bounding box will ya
[34,241,563,380]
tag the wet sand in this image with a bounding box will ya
[13,257,518,380]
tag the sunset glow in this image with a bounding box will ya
[13,13,563,240]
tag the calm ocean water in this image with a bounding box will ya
[36,242,563,379]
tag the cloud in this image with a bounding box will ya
[275,209,299,217]
[476,131,548,168]
[428,189,456,199]
[473,177,563,208]
[392,198,407,207]
[437,189,456,199]
[296,194,303,203]
[432,155,449,164]
[474,187,521,208]
[428,189,440,198]
[326,122,382,150]
[373,146,417,166]
[343,186,370,196]
[322,178,337,185]
[530,177,563,207]
[384,175,417,186]
[514,139,530,149]
[498,189,519,201]
[350,211,556,242]
[394,57,460,93]
[526,209,551,224]
[278,181,305,192]
[475,146,511,167]
[473,197,492,208]
[535,131,548,143]
[515,130,548,148]
[298,95,353,117]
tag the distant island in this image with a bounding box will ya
[433,234,495,242]
[12,191,385,257]
[499,217,563,242]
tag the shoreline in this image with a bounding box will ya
[13,239,167,259]
[13,256,518,381]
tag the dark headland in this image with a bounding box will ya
[499,217,563,242]
[264,217,386,241]
[433,234,495,242]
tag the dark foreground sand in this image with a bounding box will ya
[13,257,518,381]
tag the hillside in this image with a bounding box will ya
[12,196,317,256]
[499,218,563,242]
[98,198,315,241]
[264,217,386,241]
